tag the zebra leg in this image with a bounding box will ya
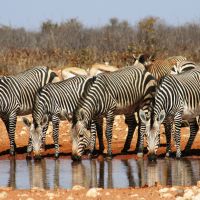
[26,137,33,159]
[105,112,114,159]
[164,119,173,157]
[52,115,60,159]
[2,114,17,156]
[41,122,49,151]
[121,114,137,154]
[137,121,146,157]
[174,114,182,158]
[95,117,104,154]
[184,119,199,154]
[88,120,97,158]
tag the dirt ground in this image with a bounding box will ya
[0,115,200,199]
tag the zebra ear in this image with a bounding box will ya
[41,115,48,127]
[22,117,31,128]
[139,109,147,124]
[158,110,165,124]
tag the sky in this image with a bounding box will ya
[0,0,200,31]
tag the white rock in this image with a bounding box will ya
[0,192,8,199]
[183,189,194,199]
[19,130,27,136]
[86,188,100,198]
[66,195,74,200]
[197,180,200,187]
[159,188,169,193]
[175,197,184,200]
[130,194,139,197]
[46,192,55,199]
[72,185,85,190]
[115,115,121,120]
[161,193,173,198]
[170,187,178,192]
[193,193,200,200]
[113,135,118,140]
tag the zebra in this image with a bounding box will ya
[139,68,200,160]
[22,75,104,159]
[135,54,187,81]
[71,66,156,160]
[166,55,187,63]
[0,66,59,156]
[170,60,196,75]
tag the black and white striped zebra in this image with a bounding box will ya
[0,66,58,155]
[170,60,196,75]
[71,66,157,160]
[139,68,200,160]
[22,75,104,159]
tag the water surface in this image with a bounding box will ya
[0,158,199,189]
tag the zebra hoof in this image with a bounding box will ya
[176,153,181,159]
[88,152,98,159]
[55,153,59,159]
[26,154,32,160]
[137,152,143,158]
[121,149,129,155]
[165,151,171,157]
[9,150,15,156]
[34,155,42,160]
[106,154,113,160]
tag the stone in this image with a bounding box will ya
[86,188,100,198]
[175,197,184,200]
[161,193,173,198]
[170,187,178,192]
[130,194,139,197]
[113,135,118,140]
[105,192,110,196]
[193,193,200,200]
[0,192,8,199]
[72,185,85,191]
[197,181,200,188]
[66,195,74,200]
[183,189,194,199]
[159,188,169,193]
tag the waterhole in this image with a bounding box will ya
[0,158,199,189]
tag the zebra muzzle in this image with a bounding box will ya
[147,153,157,162]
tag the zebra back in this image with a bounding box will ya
[153,68,200,117]
[33,75,87,123]
[75,66,156,121]
[0,66,58,115]
[170,61,197,75]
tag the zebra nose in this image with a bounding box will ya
[71,154,81,161]
[148,153,157,162]
[34,154,42,160]
[33,151,42,160]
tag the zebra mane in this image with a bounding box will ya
[80,76,97,100]
[72,76,96,124]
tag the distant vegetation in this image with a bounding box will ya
[0,16,200,75]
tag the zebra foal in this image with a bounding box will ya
[0,66,58,155]
[71,66,157,160]
[140,68,200,160]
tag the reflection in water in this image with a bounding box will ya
[0,158,200,189]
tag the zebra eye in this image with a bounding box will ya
[79,132,84,137]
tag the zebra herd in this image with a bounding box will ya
[1,55,200,161]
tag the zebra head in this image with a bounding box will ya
[71,108,91,161]
[139,109,165,161]
[23,115,48,159]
